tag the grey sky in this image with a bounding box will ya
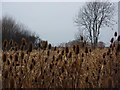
[2,2,118,46]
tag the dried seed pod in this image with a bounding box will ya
[85,47,88,54]
[118,35,120,41]
[21,52,24,59]
[73,45,75,52]
[42,41,48,49]
[82,53,84,57]
[81,36,83,41]
[10,55,12,60]
[48,44,51,49]
[21,38,26,46]
[75,45,79,54]
[27,41,33,52]
[37,42,41,48]
[14,45,18,51]
[14,42,17,47]
[103,53,106,58]
[2,53,6,62]
[114,32,117,37]
[110,38,114,43]
[65,46,69,54]
[3,39,8,49]
[61,50,64,55]
[68,52,72,58]
[47,50,50,56]
[54,46,57,51]
[15,54,18,62]
[9,39,13,46]
[20,45,24,51]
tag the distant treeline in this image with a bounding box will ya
[1,16,41,49]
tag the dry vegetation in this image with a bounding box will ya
[2,32,120,88]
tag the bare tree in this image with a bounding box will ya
[75,1,115,46]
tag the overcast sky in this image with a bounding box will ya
[2,2,118,46]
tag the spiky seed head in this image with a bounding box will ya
[10,55,12,60]
[73,45,75,52]
[9,39,13,46]
[3,39,8,48]
[21,52,24,59]
[14,45,18,51]
[110,44,112,48]
[82,53,84,57]
[103,53,106,58]
[28,41,33,52]
[114,32,117,37]
[54,46,57,51]
[118,35,120,41]
[20,45,24,51]
[68,52,72,58]
[14,42,17,47]
[57,50,59,54]
[15,54,18,62]
[75,45,79,54]
[47,50,50,56]
[2,53,6,62]
[21,38,26,46]
[37,42,41,48]
[7,60,10,65]
[42,41,48,49]
[65,46,69,54]
[81,36,84,41]
[48,44,51,49]
[110,38,114,43]
[85,47,88,54]
[61,50,64,55]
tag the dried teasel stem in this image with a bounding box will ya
[3,39,8,51]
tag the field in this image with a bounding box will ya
[2,38,120,88]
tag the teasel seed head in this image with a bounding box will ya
[65,46,69,54]
[118,35,120,41]
[9,39,13,46]
[110,38,114,43]
[114,32,117,37]
[27,41,33,52]
[2,53,6,62]
[3,39,8,49]
[75,45,79,54]
[48,44,51,49]
[21,38,26,46]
